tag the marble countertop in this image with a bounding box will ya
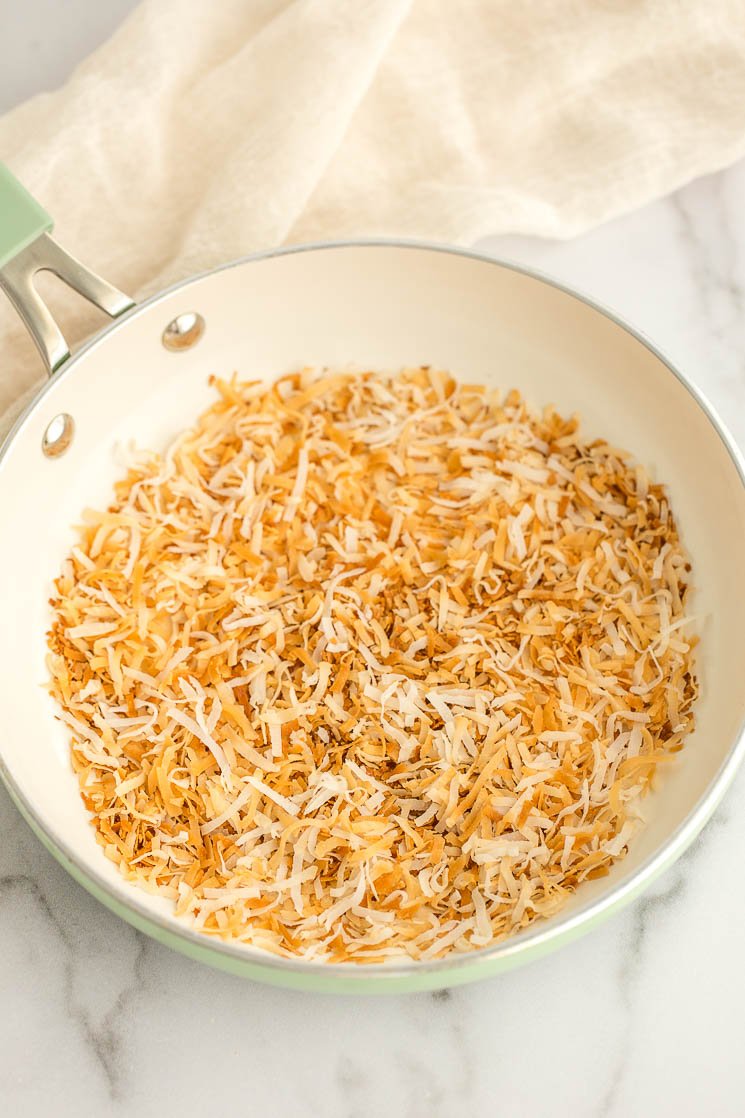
[3,9,745,1117]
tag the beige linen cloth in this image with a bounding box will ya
[2,0,745,429]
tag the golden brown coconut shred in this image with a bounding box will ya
[46,368,697,962]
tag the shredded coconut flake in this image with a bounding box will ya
[47,367,697,963]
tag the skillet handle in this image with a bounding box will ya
[0,162,135,374]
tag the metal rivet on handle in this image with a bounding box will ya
[162,312,205,351]
[42,413,75,458]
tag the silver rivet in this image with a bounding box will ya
[42,413,75,458]
[162,311,205,351]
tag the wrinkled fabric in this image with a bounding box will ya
[2,0,745,421]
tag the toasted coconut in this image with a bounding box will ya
[47,368,697,962]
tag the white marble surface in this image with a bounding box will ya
[3,7,745,1117]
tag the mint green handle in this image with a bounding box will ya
[0,162,133,374]
[0,163,53,270]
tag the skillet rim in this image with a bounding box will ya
[2,237,744,983]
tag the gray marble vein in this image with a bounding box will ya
[0,872,147,1100]
[0,791,154,1110]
